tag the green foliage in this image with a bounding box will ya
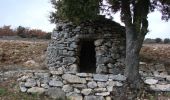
[50,0,101,23]
[17,26,27,38]
[164,38,170,44]
[155,38,162,43]
[0,88,7,96]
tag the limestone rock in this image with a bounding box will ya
[50,70,63,75]
[109,74,126,81]
[27,87,45,94]
[144,79,158,85]
[24,60,39,67]
[84,96,105,100]
[81,89,92,95]
[72,84,87,89]
[68,64,78,73]
[76,73,93,77]
[49,80,63,87]
[95,39,104,46]
[97,82,107,88]
[25,78,37,87]
[94,88,107,92]
[93,74,108,81]
[46,88,66,99]
[69,96,83,100]
[150,84,170,91]
[96,92,110,96]
[62,85,73,92]
[96,65,108,73]
[87,81,97,88]
[62,74,86,83]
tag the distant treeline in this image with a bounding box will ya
[0,25,51,39]
[144,38,170,44]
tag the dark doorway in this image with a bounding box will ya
[79,40,96,73]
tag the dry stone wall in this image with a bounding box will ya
[18,71,127,100]
[46,17,126,74]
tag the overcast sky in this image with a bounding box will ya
[0,0,170,39]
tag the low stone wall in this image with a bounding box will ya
[18,70,126,100]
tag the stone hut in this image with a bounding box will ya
[47,16,126,74]
[18,16,127,99]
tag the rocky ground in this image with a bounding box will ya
[0,38,170,99]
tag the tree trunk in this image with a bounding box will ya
[124,26,144,89]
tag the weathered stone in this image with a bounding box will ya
[84,96,105,100]
[76,73,93,77]
[96,50,105,56]
[62,85,73,92]
[49,80,63,87]
[93,74,108,81]
[109,68,121,75]
[150,84,170,91]
[46,88,66,99]
[72,84,87,89]
[25,78,36,87]
[144,79,158,85]
[109,74,126,81]
[24,60,39,67]
[95,39,104,46]
[66,92,81,97]
[41,84,49,89]
[63,57,76,64]
[68,96,83,100]
[96,65,107,73]
[68,64,78,73]
[114,81,123,87]
[62,74,86,83]
[106,81,116,86]
[74,88,81,93]
[19,82,27,92]
[107,63,114,68]
[96,92,110,96]
[27,87,45,94]
[50,70,63,75]
[34,72,50,78]
[97,82,107,88]
[94,88,107,92]
[87,81,97,88]
[86,77,93,81]
[106,96,112,100]
[20,87,27,92]
[81,89,92,95]
[107,86,113,92]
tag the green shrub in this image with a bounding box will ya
[155,38,162,43]
[164,38,170,44]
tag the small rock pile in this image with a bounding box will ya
[18,70,126,100]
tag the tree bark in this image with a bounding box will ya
[124,26,144,89]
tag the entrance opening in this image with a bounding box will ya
[79,40,96,73]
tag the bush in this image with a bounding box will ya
[0,25,16,36]
[155,38,162,43]
[16,26,27,38]
[43,32,51,39]
[164,38,170,44]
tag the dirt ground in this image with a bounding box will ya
[0,39,170,99]
[0,39,49,71]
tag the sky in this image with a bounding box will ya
[0,0,170,39]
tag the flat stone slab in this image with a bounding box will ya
[62,74,86,83]
[93,74,108,82]
[144,79,158,85]
[150,84,170,91]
